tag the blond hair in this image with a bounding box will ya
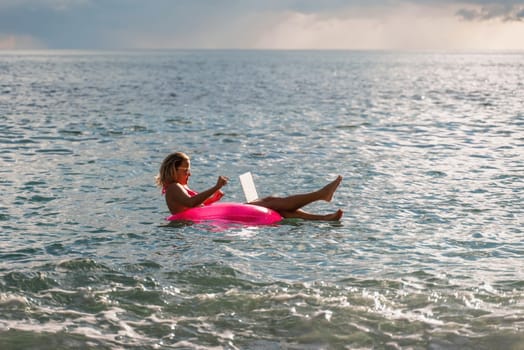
[155,152,190,188]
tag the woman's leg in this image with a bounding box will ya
[280,208,343,221]
[250,176,342,212]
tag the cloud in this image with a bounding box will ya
[0,0,523,50]
[456,3,524,21]
[251,2,524,50]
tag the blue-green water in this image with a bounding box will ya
[0,50,523,349]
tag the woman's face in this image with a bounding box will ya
[174,159,191,185]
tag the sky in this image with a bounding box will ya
[0,0,523,50]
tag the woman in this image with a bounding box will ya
[156,152,343,221]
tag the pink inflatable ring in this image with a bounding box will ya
[166,202,282,225]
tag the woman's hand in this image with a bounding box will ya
[216,175,229,189]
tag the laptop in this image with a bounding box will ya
[239,172,259,202]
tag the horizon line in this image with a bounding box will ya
[1,47,524,54]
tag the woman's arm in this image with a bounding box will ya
[167,176,228,209]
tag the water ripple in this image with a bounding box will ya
[0,50,522,349]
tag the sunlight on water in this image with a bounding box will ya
[0,50,523,349]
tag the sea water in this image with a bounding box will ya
[0,50,523,349]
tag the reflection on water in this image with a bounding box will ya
[0,50,523,348]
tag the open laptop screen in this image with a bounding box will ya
[239,172,259,202]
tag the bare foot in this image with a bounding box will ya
[324,209,343,221]
[321,175,343,202]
